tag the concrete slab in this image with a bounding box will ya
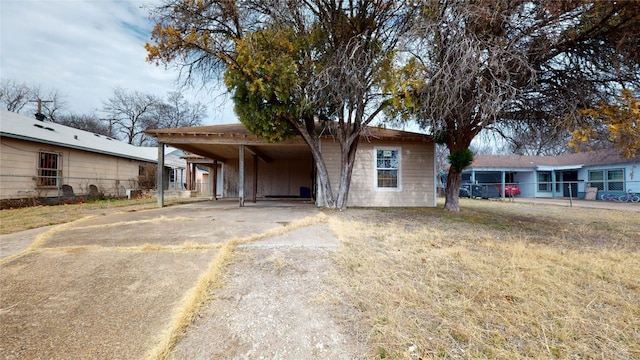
[1,249,217,359]
[0,200,321,359]
[170,224,364,359]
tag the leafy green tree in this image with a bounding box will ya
[146,0,413,209]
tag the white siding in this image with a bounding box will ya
[322,139,435,207]
[1,138,152,200]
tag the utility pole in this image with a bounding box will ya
[99,118,117,138]
[29,98,53,120]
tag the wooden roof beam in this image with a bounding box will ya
[245,145,273,163]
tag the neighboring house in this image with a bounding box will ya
[0,109,157,202]
[462,149,640,199]
[146,123,436,207]
[180,153,223,197]
[137,146,213,193]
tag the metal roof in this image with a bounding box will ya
[1,109,157,163]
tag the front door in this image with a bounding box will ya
[562,171,579,197]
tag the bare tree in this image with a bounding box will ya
[153,91,207,129]
[102,87,160,145]
[0,79,32,113]
[55,112,111,136]
[402,1,534,211]
[30,86,68,122]
[1,79,69,121]
[395,0,639,211]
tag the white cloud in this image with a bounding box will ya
[0,0,236,124]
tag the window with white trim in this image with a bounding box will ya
[37,151,61,187]
[589,169,625,191]
[375,147,401,190]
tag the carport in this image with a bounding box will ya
[146,124,314,207]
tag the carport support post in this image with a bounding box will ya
[213,159,218,200]
[208,163,214,199]
[501,171,506,199]
[239,145,245,207]
[157,142,165,208]
[253,154,258,203]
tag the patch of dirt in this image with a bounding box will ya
[0,249,217,359]
[170,224,367,359]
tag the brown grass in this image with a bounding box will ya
[0,198,204,235]
[328,199,640,359]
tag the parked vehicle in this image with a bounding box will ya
[459,182,482,198]
[497,184,521,197]
[459,183,521,199]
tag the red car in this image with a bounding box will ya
[497,184,521,196]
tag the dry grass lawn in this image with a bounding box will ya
[2,198,638,359]
[328,199,640,359]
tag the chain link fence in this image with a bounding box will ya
[0,174,152,209]
[456,180,640,203]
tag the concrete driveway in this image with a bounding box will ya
[0,200,320,359]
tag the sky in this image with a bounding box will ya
[0,0,237,125]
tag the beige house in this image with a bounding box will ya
[0,109,157,203]
[146,123,436,207]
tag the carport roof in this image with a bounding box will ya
[145,122,432,163]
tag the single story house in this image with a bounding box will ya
[461,149,640,200]
[0,109,157,203]
[137,147,213,194]
[145,123,436,207]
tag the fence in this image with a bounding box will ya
[456,179,640,202]
[0,173,153,208]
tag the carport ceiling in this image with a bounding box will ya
[146,123,312,163]
[169,142,312,162]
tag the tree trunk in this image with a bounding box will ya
[295,122,336,208]
[335,137,359,209]
[314,153,336,208]
[443,168,462,211]
[443,131,474,212]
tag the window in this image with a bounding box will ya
[37,151,61,187]
[375,147,400,190]
[607,169,624,191]
[588,170,604,190]
[589,169,624,191]
[537,171,551,192]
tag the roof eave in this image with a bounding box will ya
[1,133,157,163]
